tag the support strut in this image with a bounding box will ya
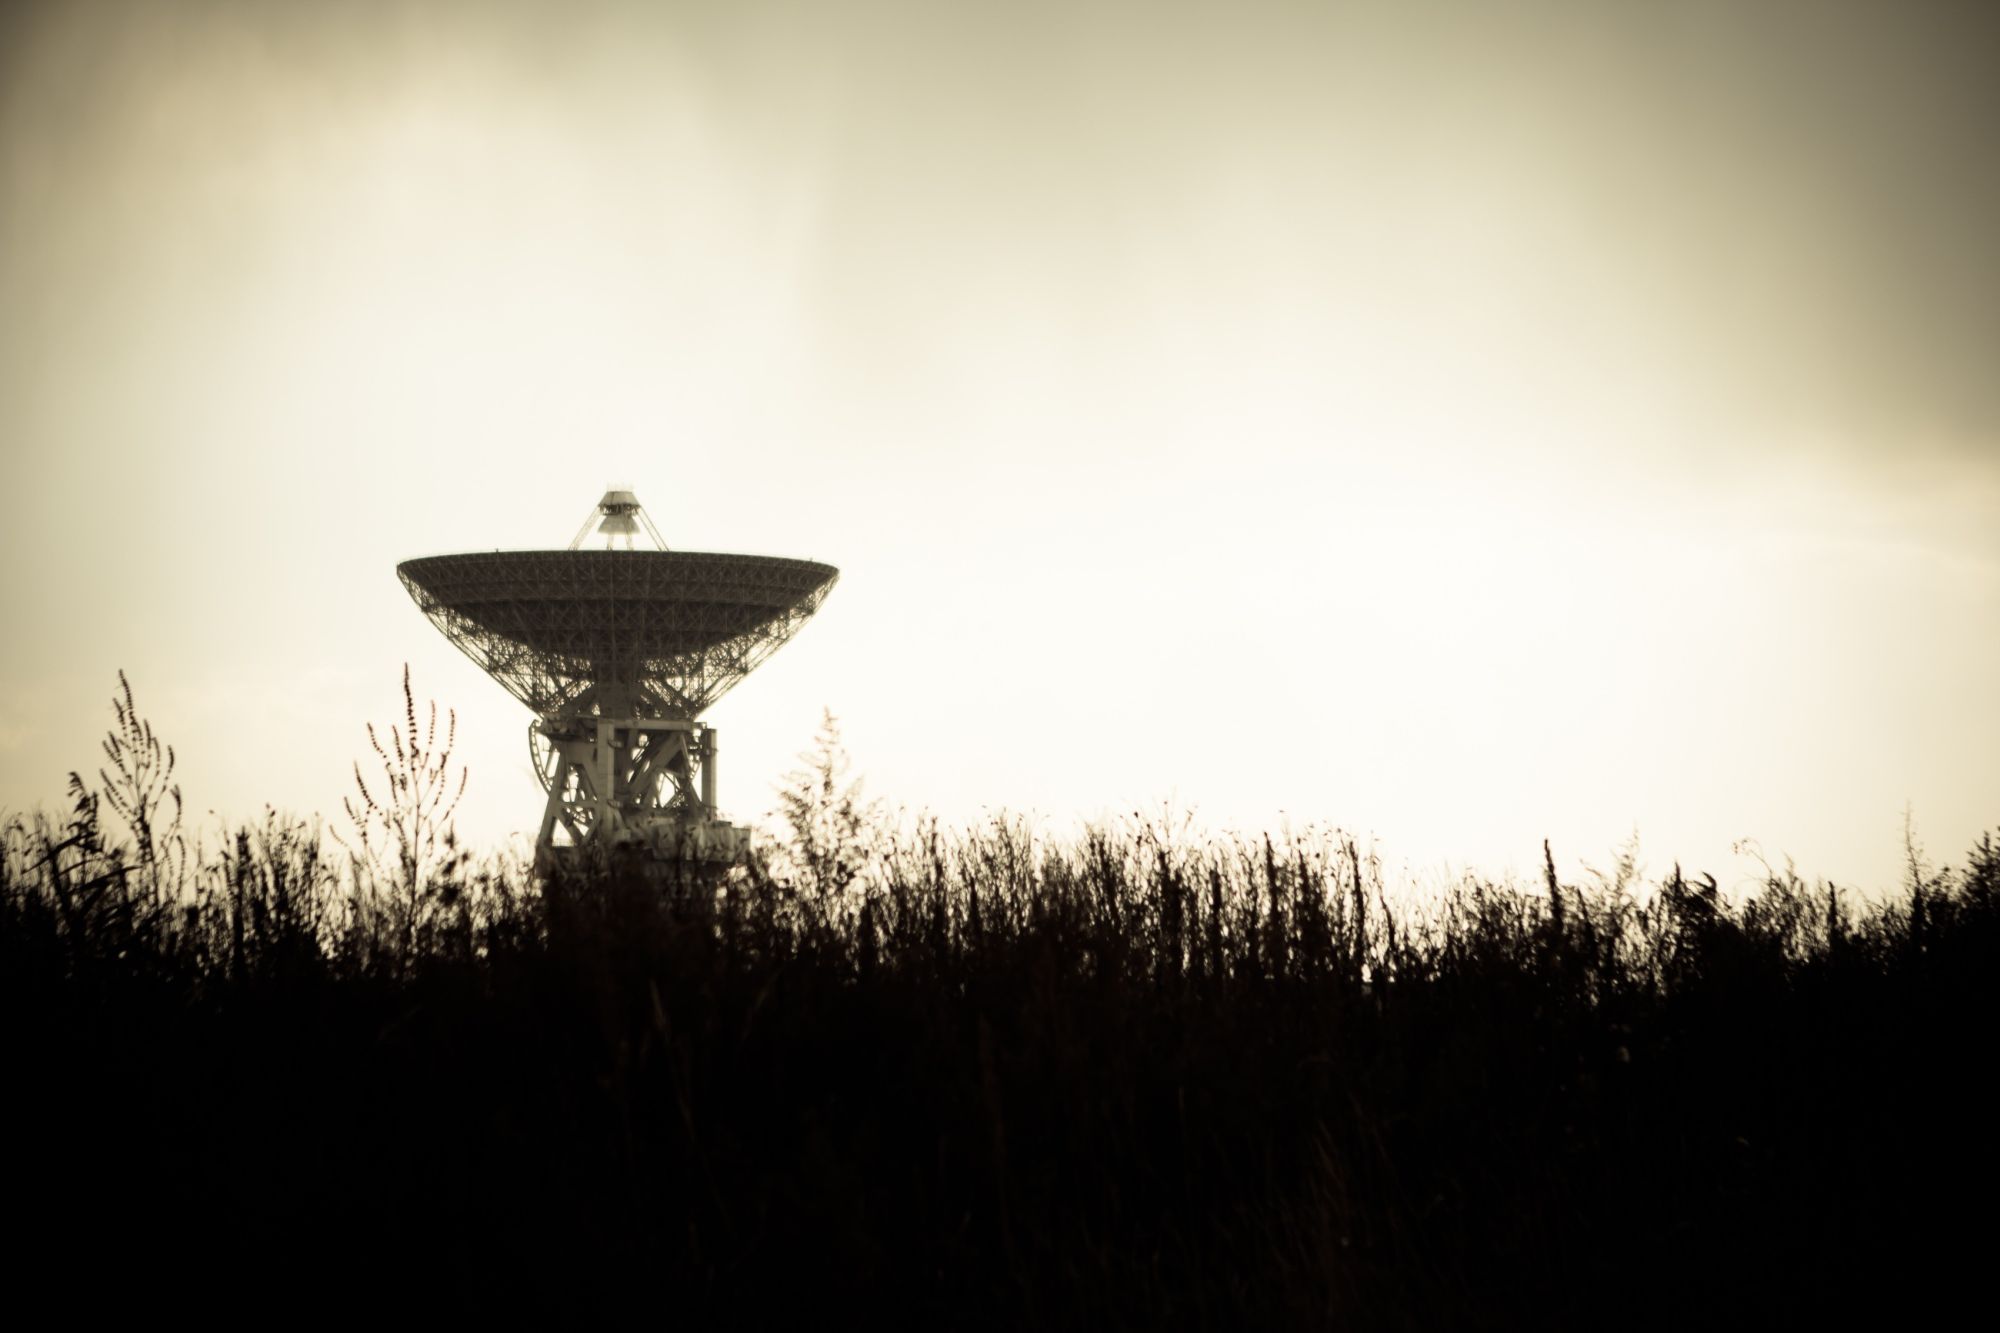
[532,715,746,871]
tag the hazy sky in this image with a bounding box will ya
[4,0,1997,889]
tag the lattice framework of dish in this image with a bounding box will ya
[397,549,839,720]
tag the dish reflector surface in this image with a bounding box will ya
[398,549,838,719]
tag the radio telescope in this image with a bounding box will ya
[397,489,838,870]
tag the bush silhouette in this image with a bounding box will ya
[2,675,1995,1325]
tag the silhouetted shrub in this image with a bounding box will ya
[2,678,1994,1326]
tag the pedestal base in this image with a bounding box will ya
[530,714,748,877]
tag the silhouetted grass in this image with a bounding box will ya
[2,686,1996,1326]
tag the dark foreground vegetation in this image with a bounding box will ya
[4,682,1996,1326]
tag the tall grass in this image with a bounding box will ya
[2,682,1995,1325]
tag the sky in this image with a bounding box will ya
[3,0,1997,891]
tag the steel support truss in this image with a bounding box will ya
[531,714,749,871]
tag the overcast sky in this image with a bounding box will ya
[4,0,1996,889]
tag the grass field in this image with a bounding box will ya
[4,683,1994,1325]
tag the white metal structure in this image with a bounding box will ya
[398,490,838,873]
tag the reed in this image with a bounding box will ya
[2,676,1994,1326]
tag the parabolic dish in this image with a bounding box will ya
[398,550,839,719]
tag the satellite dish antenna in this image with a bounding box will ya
[398,487,839,875]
